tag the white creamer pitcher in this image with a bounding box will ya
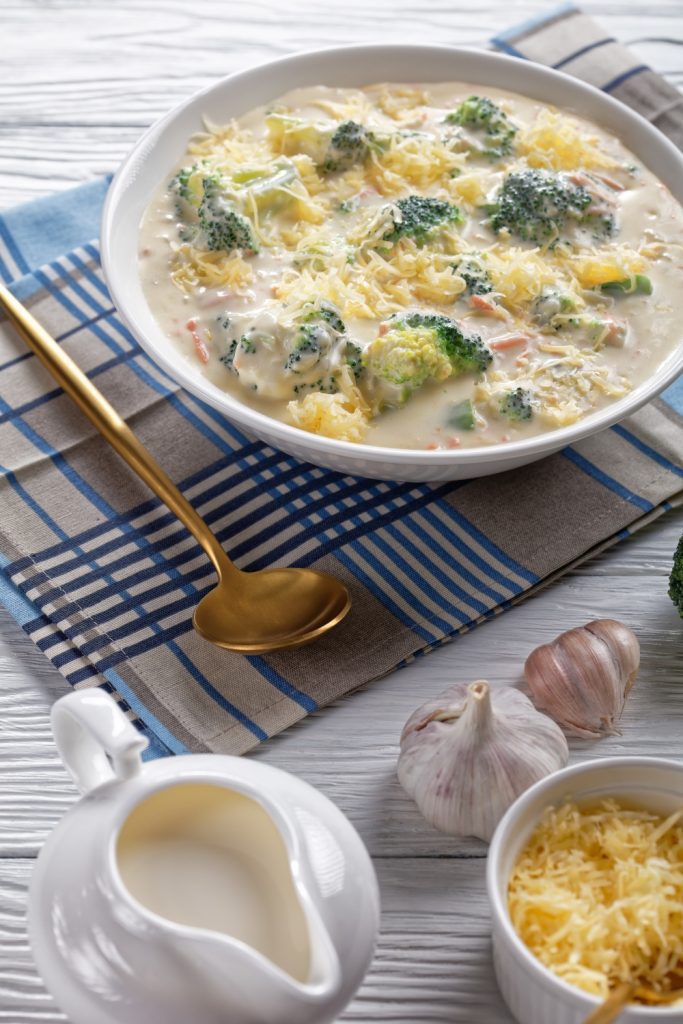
[29,690,380,1024]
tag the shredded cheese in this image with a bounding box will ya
[517,108,618,171]
[508,799,683,1002]
[483,245,569,310]
[476,343,631,426]
[169,244,255,293]
[561,246,647,288]
[373,86,431,121]
[287,366,370,441]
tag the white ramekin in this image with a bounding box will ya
[487,757,683,1024]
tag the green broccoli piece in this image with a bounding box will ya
[363,312,491,406]
[384,195,462,246]
[170,164,203,206]
[445,95,517,160]
[447,398,475,430]
[338,195,361,214]
[669,534,683,617]
[171,167,266,253]
[600,274,652,296]
[344,340,364,381]
[499,387,534,421]
[302,301,346,335]
[230,160,299,213]
[219,323,238,373]
[531,289,578,325]
[488,169,613,246]
[198,176,259,253]
[284,302,347,386]
[265,113,379,175]
[322,120,377,174]
[399,313,491,374]
[453,255,493,296]
[265,113,331,165]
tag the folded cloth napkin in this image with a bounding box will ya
[0,8,681,758]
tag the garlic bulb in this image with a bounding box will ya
[397,680,568,842]
[524,619,639,738]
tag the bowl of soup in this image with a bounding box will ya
[101,45,683,481]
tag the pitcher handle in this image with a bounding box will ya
[51,690,148,794]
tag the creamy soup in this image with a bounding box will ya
[139,82,683,450]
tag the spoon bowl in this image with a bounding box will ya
[193,569,351,652]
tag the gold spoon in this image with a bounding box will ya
[584,981,683,1024]
[0,282,351,653]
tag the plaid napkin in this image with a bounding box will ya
[1,8,681,759]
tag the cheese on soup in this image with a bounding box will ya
[138,83,683,451]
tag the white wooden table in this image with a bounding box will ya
[2,2,683,1020]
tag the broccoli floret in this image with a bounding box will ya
[266,113,379,175]
[399,313,492,374]
[363,312,491,407]
[384,196,462,246]
[198,176,259,252]
[499,387,534,421]
[171,170,261,253]
[170,164,203,206]
[284,303,347,385]
[670,534,683,617]
[322,120,377,174]
[453,255,493,296]
[285,324,326,372]
[344,340,364,381]
[303,301,346,335]
[172,161,302,251]
[488,169,611,246]
[532,289,578,325]
[445,95,517,160]
[338,195,361,214]
[217,303,350,400]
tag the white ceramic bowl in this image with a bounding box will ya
[487,757,683,1024]
[101,45,683,482]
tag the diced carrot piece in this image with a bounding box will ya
[186,318,210,364]
[468,294,508,320]
[489,334,529,351]
[595,173,626,192]
[470,294,495,312]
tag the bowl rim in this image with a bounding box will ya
[486,755,683,1016]
[101,42,683,468]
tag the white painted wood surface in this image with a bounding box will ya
[1,2,682,1021]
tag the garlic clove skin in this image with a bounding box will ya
[524,619,639,738]
[398,680,568,842]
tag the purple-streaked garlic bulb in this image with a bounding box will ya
[397,680,568,842]
[524,619,639,738]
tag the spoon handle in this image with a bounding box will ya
[583,984,634,1024]
[0,282,235,578]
